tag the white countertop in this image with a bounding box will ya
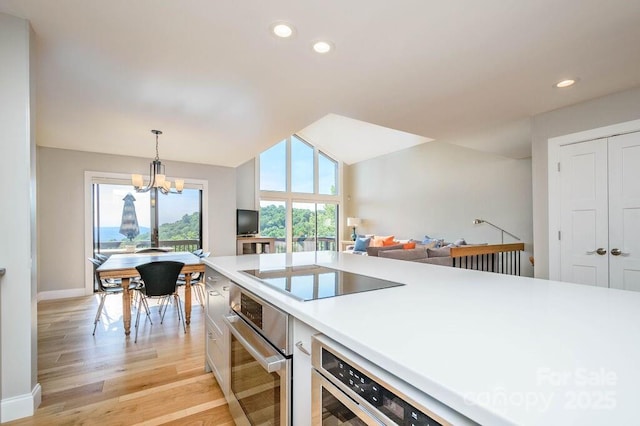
[203,252,640,425]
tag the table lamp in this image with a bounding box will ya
[347,217,361,241]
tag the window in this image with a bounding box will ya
[85,172,207,295]
[292,202,316,252]
[258,135,341,253]
[92,183,203,258]
[157,189,202,246]
[259,140,286,192]
[318,152,338,195]
[259,200,287,253]
[291,136,314,193]
[292,202,338,252]
[93,184,151,251]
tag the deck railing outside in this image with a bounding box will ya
[450,243,525,275]
[270,237,338,253]
[97,237,338,257]
[95,239,200,256]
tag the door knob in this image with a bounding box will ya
[587,248,607,255]
[611,248,629,256]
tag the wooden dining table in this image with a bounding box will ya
[96,251,205,336]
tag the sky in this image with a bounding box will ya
[98,184,200,227]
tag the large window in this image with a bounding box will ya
[318,152,338,195]
[260,141,286,192]
[92,183,202,257]
[157,189,202,244]
[291,136,314,193]
[259,200,287,253]
[292,202,338,252]
[258,135,341,253]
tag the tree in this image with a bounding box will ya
[132,212,200,243]
[259,204,286,238]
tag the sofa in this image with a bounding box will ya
[369,245,454,266]
[346,235,524,275]
[345,234,480,267]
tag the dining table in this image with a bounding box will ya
[96,251,205,336]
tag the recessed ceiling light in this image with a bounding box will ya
[555,79,577,88]
[313,40,333,54]
[271,22,294,38]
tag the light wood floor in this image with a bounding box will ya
[5,291,234,425]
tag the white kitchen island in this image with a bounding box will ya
[203,251,640,425]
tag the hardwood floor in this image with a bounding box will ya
[6,291,234,425]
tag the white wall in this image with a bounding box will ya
[532,87,640,278]
[349,141,533,277]
[236,158,256,209]
[0,13,39,422]
[37,147,237,294]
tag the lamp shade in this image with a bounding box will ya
[132,174,144,188]
[347,217,361,227]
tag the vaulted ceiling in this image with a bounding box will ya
[1,0,639,166]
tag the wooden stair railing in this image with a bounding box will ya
[449,243,525,275]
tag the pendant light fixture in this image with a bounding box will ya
[131,130,184,194]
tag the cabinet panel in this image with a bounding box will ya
[293,318,318,426]
[206,266,230,333]
[204,266,231,397]
[206,320,225,387]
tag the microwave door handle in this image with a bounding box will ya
[313,371,384,426]
[223,314,286,373]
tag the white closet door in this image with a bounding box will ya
[559,139,609,286]
[608,132,640,290]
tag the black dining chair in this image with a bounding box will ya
[89,257,145,336]
[133,261,186,343]
[136,247,171,253]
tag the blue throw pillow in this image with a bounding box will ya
[354,237,371,252]
[422,236,444,247]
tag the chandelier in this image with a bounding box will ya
[131,130,184,194]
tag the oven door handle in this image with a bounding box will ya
[223,313,286,373]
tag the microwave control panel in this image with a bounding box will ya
[322,348,442,426]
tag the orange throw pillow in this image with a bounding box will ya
[381,236,396,246]
[371,235,394,247]
[403,242,416,249]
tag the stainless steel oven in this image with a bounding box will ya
[312,335,471,426]
[223,282,292,426]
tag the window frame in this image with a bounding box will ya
[83,171,209,295]
[256,135,344,253]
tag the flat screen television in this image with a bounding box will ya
[237,209,259,236]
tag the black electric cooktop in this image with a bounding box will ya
[240,264,404,301]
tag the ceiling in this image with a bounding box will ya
[1,0,639,167]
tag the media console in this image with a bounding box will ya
[236,236,276,255]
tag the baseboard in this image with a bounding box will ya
[1,383,41,422]
[38,288,87,301]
